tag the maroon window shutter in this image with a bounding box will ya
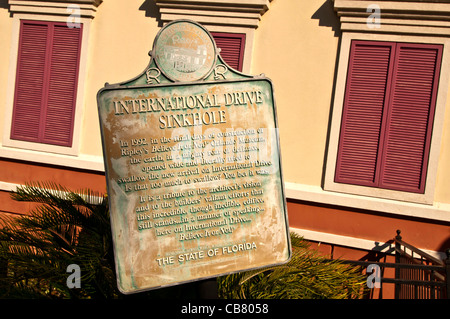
[211,32,245,72]
[11,21,49,143]
[11,20,82,147]
[379,43,442,193]
[335,40,442,194]
[335,41,395,187]
[43,23,82,146]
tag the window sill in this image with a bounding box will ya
[0,144,104,172]
[285,182,450,223]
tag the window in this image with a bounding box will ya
[335,40,442,194]
[10,20,82,147]
[211,33,246,72]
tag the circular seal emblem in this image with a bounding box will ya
[153,20,217,82]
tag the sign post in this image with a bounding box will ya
[97,20,291,294]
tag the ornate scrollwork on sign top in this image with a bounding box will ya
[214,64,228,80]
[146,67,161,84]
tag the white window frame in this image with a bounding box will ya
[3,13,90,156]
[324,32,450,205]
[1,1,104,171]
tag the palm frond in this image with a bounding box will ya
[0,182,117,299]
[217,233,368,299]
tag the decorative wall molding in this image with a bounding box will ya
[154,0,272,28]
[8,0,102,18]
[333,0,450,36]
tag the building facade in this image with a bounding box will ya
[0,0,449,298]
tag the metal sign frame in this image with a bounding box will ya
[97,19,291,294]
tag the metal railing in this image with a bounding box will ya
[345,230,450,299]
[392,230,449,299]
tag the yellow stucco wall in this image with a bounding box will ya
[0,6,13,145]
[434,73,450,204]
[81,0,161,157]
[251,0,340,188]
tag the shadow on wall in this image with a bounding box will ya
[139,0,162,26]
[311,0,341,38]
[313,0,343,187]
[0,0,9,10]
[438,236,450,258]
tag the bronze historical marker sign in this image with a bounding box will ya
[97,20,291,294]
